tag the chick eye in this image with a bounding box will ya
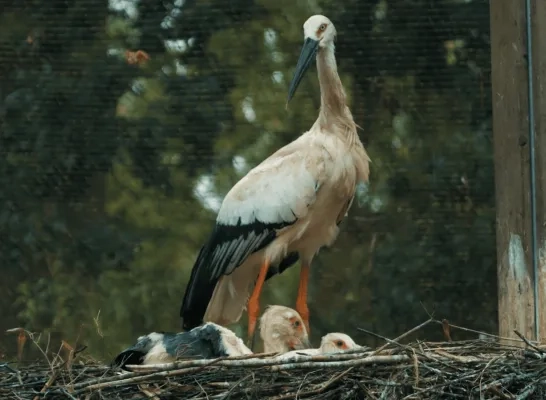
[319,24,327,31]
[336,340,344,347]
[294,320,301,327]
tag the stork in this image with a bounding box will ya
[259,305,311,353]
[112,305,310,369]
[111,323,251,369]
[274,332,363,360]
[180,14,370,347]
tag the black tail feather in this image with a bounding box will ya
[180,244,218,330]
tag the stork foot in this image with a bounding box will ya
[296,301,310,335]
[247,333,256,351]
[296,262,311,335]
[246,299,260,350]
[245,259,271,350]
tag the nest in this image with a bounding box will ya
[2,321,546,399]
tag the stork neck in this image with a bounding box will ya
[316,45,346,117]
[263,338,289,354]
[315,45,358,145]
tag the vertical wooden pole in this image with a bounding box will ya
[491,0,546,342]
[531,0,546,342]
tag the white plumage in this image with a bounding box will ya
[217,149,320,226]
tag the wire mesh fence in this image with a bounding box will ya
[0,0,494,363]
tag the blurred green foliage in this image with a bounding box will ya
[0,0,494,361]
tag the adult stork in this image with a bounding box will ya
[180,14,370,346]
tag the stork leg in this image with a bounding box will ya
[296,262,311,334]
[247,259,271,349]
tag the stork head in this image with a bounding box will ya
[287,15,337,104]
[259,305,311,353]
[319,332,361,354]
[303,15,336,46]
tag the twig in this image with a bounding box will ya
[407,371,480,398]
[126,351,281,373]
[487,386,514,400]
[271,367,354,400]
[129,350,377,373]
[0,363,18,373]
[77,366,205,392]
[195,378,210,400]
[412,350,419,388]
[270,355,409,371]
[217,373,252,400]
[514,330,546,354]
[126,352,394,373]
[516,382,537,400]
[434,320,532,344]
[361,318,433,356]
[33,369,60,400]
[441,319,452,342]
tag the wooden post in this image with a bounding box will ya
[491,0,546,343]
[532,0,546,344]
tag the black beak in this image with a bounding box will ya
[287,38,320,105]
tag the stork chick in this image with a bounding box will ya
[180,14,370,348]
[112,306,310,369]
[259,305,311,353]
[111,322,251,369]
[275,332,362,360]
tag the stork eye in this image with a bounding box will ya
[319,24,327,31]
[336,340,344,347]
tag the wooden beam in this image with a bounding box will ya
[491,0,546,343]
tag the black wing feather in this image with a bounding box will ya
[111,349,146,369]
[111,335,154,369]
[180,218,295,330]
[162,329,220,359]
[196,323,231,357]
[265,251,299,280]
[111,327,233,370]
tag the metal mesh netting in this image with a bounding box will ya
[0,0,493,361]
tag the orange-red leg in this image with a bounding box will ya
[296,262,311,334]
[247,259,271,349]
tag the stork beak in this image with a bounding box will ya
[287,38,320,105]
[294,335,312,350]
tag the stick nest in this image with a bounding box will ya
[2,326,546,399]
